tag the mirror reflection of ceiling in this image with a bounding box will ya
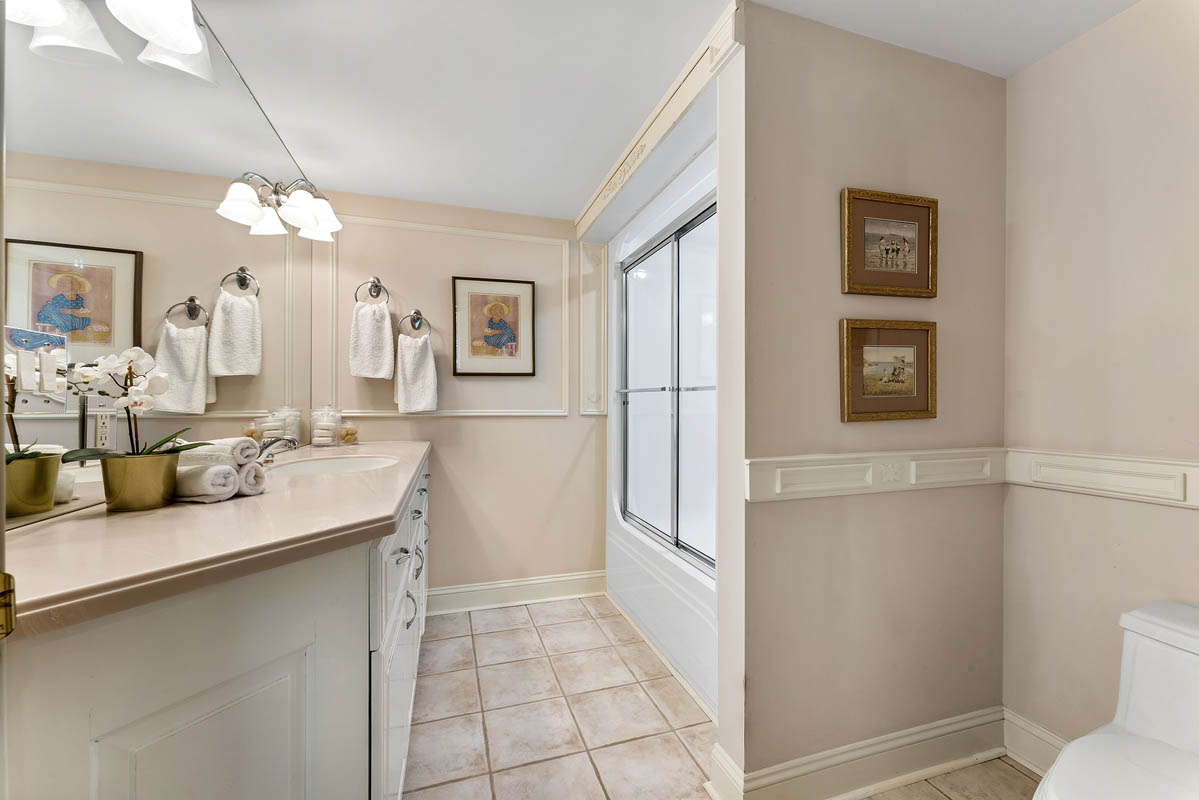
[5,0,303,185]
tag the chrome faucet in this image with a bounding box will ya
[258,436,300,464]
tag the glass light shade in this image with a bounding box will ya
[311,197,343,232]
[106,0,201,55]
[249,206,287,236]
[298,227,334,243]
[137,26,215,85]
[7,0,66,27]
[216,181,264,226]
[277,189,318,229]
[29,0,121,65]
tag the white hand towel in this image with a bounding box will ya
[349,301,395,379]
[154,320,210,414]
[395,334,437,412]
[237,461,267,496]
[54,470,76,504]
[175,437,258,467]
[208,289,262,377]
[175,465,239,503]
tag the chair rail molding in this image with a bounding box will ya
[1006,447,1199,509]
[745,448,1005,502]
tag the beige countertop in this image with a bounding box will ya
[6,441,431,637]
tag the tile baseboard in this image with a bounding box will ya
[426,570,605,615]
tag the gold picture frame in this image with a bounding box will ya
[841,188,938,298]
[840,319,937,422]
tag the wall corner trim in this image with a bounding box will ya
[1002,708,1069,778]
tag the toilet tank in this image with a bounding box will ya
[1114,601,1199,754]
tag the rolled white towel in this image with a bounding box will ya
[54,470,76,504]
[175,465,239,503]
[176,437,258,466]
[237,461,267,496]
[176,445,236,469]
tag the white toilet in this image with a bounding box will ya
[1034,601,1199,799]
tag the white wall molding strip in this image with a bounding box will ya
[707,706,1004,800]
[1003,708,1068,777]
[579,242,608,416]
[745,448,1005,502]
[425,570,605,615]
[1007,447,1199,509]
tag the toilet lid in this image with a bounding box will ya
[1041,731,1199,800]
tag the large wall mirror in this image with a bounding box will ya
[4,1,312,449]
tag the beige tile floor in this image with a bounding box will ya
[406,597,714,799]
[869,757,1040,800]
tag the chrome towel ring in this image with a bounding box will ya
[398,309,426,331]
[164,296,210,326]
[219,266,261,296]
[354,276,390,304]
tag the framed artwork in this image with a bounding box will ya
[5,239,143,365]
[451,276,535,376]
[840,318,936,422]
[841,188,937,298]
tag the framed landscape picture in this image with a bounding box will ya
[5,239,143,365]
[840,318,936,422]
[451,276,535,376]
[841,188,937,297]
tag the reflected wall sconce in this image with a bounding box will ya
[217,173,343,240]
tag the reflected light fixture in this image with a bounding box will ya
[28,0,121,65]
[137,22,214,84]
[105,0,201,55]
[6,0,66,27]
[218,173,341,239]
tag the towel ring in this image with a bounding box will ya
[164,296,210,327]
[354,276,390,304]
[220,266,261,296]
[398,309,425,331]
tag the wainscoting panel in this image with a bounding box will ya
[1007,448,1199,509]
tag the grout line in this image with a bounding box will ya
[925,779,956,800]
[994,756,1041,786]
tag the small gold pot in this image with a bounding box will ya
[101,452,179,512]
[6,454,62,517]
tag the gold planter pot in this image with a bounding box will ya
[6,454,62,517]
[101,452,179,512]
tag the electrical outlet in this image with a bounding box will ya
[94,411,116,449]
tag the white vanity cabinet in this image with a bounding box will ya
[371,468,431,799]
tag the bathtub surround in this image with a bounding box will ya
[1004,0,1199,755]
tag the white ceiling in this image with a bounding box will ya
[755,0,1141,78]
[7,0,1141,221]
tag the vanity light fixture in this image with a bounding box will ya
[6,0,66,27]
[28,0,121,65]
[105,0,202,55]
[218,174,342,239]
[136,21,215,84]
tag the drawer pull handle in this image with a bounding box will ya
[404,591,418,629]
[415,546,425,580]
[411,509,423,521]
[417,487,427,496]
[423,473,431,479]
[395,546,411,565]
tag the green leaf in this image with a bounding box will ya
[61,447,123,464]
[6,450,43,464]
[141,427,192,454]
[158,441,212,454]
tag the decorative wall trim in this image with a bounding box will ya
[425,570,605,615]
[326,216,571,417]
[7,177,216,209]
[574,0,743,238]
[1002,708,1068,777]
[579,242,608,415]
[707,707,1004,800]
[745,448,1005,502]
[1007,447,1199,509]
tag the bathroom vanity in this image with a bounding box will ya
[3,441,430,799]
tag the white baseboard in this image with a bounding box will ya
[1003,708,1068,777]
[708,707,1005,800]
[426,570,606,614]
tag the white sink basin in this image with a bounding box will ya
[269,455,398,478]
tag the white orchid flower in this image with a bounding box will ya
[114,385,155,415]
[94,353,129,377]
[72,364,101,383]
[3,353,15,378]
[120,346,156,375]
[142,371,169,396]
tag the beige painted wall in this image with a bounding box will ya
[1003,0,1199,740]
[735,3,1007,771]
[306,187,605,589]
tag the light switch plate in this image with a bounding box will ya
[94,411,116,449]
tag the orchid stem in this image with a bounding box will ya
[5,376,20,452]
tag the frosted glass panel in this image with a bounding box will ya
[626,244,672,389]
[679,214,717,388]
[626,391,672,533]
[678,389,715,560]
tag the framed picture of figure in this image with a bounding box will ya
[841,188,937,297]
[4,239,143,366]
[840,318,936,422]
[451,276,536,376]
